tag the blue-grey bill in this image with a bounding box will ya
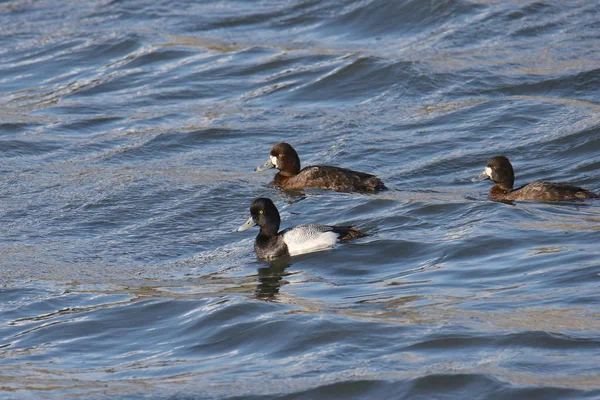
[471,171,488,183]
[255,159,275,172]
[236,216,256,232]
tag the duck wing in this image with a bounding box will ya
[280,224,365,256]
[297,166,386,192]
[515,181,599,201]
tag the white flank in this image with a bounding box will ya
[283,227,338,256]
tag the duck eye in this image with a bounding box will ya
[259,210,264,215]
[278,153,283,158]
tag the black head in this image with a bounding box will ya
[485,156,515,190]
[249,197,281,235]
[269,143,301,175]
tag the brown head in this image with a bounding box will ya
[255,142,301,176]
[483,156,515,190]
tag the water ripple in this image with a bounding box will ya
[2,0,600,398]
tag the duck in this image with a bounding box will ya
[255,142,386,192]
[236,197,365,260]
[475,156,599,201]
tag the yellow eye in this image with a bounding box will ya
[278,153,283,158]
[259,210,264,214]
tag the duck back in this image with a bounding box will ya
[274,165,386,192]
[495,181,600,201]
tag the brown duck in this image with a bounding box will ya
[256,143,386,192]
[475,156,599,201]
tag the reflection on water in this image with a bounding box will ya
[255,258,292,300]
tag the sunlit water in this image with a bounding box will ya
[1,0,600,398]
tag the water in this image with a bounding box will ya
[1,0,600,398]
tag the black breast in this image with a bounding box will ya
[254,234,289,260]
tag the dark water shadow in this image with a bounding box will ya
[255,257,292,300]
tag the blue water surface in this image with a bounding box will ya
[1,0,600,398]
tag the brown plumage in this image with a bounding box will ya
[480,156,599,201]
[258,142,386,192]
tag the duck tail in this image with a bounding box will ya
[367,177,387,192]
[575,188,600,199]
[332,226,367,241]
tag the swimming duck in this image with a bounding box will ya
[475,156,599,201]
[255,142,386,192]
[236,197,365,260]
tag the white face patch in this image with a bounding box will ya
[270,155,279,169]
[485,166,493,179]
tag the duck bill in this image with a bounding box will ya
[236,216,256,232]
[255,159,275,172]
[471,170,489,183]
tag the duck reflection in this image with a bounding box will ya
[255,257,291,300]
